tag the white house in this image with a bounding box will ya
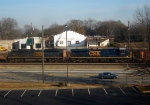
[54,31,86,47]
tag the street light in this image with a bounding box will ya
[65,25,69,86]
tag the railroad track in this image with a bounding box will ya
[0,62,147,70]
[0,62,144,65]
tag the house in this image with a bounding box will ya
[87,36,114,48]
[54,31,86,48]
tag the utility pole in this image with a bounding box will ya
[42,26,44,83]
[128,21,130,51]
[31,22,32,36]
[65,25,69,86]
[148,25,150,51]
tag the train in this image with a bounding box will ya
[0,47,150,63]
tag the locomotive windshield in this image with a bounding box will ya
[119,48,127,56]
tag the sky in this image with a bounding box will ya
[0,0,150,29]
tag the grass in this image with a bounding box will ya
[134,85,150,93]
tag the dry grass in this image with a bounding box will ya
[135,85,150,93]
[0,82,104,90]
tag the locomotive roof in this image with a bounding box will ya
[70,47,127,51]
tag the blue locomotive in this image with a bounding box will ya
[7,49,65,63]
[69,48,132,62]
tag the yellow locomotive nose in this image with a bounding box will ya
[0,46,7,51]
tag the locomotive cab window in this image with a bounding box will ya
[36,43,41,48]
[120,50,126,53]
[21,44,26,49]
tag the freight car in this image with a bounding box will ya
[7,49,66,63]
[135,50,150,64]
[69,48,132,63]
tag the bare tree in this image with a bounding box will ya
[23,24,40,38]
[0,18,18,39]
[44,23,64,37]
[134,4,150,50]
[67,20,86,35]
[84,18,101,36]
[94,20,127,42]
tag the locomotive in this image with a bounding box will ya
[69,48,132,63]
[7,49,65,63]
[0,47,134,63]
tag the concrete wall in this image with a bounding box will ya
[0,40,13,51]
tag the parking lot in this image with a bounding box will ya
[0,87,150,105]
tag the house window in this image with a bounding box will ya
[36,43,41,48]
[60,41,63,44]
[68,41,71,45]
[76,41,79,44]
[21,44,26,49]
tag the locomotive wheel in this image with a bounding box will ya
[146,61,150,66]
[18,59,24,63]
[51,59,57,63]
[82,59,87,63]
[49,59,52,63]
[88,59,93,63]
[78,59,83,63]
[71,59,76,63]
[114,59,119,63]
[14,59,18,63]
[46,59,49,62]
[54,59,58,63]
[51,59,54,62]
[59,59,63,62]
[120,59,125,63]
[9,58,15,63]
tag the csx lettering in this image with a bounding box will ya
[33,52,43,56]
[89,51,100,56]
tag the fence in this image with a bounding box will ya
[0,72,150,86]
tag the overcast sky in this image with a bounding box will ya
[0,0,150,29]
